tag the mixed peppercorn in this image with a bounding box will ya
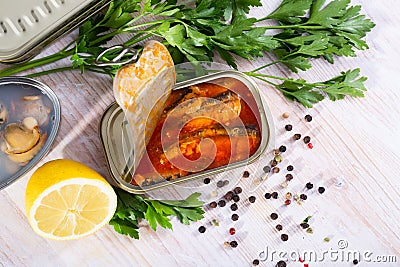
[197,113,333,266]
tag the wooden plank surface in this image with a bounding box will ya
[1,0,399,266]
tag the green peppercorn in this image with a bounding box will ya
[274,154,283,162]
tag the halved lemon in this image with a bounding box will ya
[25,159,117,240]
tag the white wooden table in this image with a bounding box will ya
[1,1,399,266]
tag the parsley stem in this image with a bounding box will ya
[26,66,76,78]
[251,60,281,72]
[244,72,289,81]
[0,49,74,77]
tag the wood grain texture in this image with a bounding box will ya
[1,1,399,266]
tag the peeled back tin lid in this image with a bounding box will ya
[0,77,61,190]
[0,0,111,63]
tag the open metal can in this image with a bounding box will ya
[0,77,61,190]
[100,69,274,201]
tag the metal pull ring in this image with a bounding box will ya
[94,45,139,67]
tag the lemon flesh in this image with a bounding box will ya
[25,159,117,240]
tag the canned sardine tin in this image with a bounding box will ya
[100,69,274,201]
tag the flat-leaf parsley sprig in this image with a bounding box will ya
[0,0,375,107]
[109,188,204,239]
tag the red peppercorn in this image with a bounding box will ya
[285,199,291,205]
[304,264,309,267]
[307,143,313,149]
[229,227,236,235]
[299,258,305,263]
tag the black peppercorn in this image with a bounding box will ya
[232,194,240,202]
[287,165,294,171]
[231,214,239,221]
[224,191,234,201]
[252,259,260,266]
[293,133,301,140]
[271,192,278,199]
[305,114,313,122]
[230,241,238,248]
[203,178,211,184]
[218,200,226,207]
[303,136,311,144]
[279,145,287,153]
[300,194,308,200]
[276,260,286,267]
[276,224,283,231]
[198,226,206,233]
[281,234,288,241]
[249,196,256,203]
[217,180,224,188]
[209,201,217,208]
[353,259,359,265]
[306,182,314,189]
[285,124,293,131]
[270,213,278,220]
[243,171,250,178]
[270,160,278,167]
[265,193,271,199]
[230,203,238,211]
[285,173,293,181]
[263,165,271,173]
[233,187,242,194]
[300,223,309,229]
[318,187,326,194]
